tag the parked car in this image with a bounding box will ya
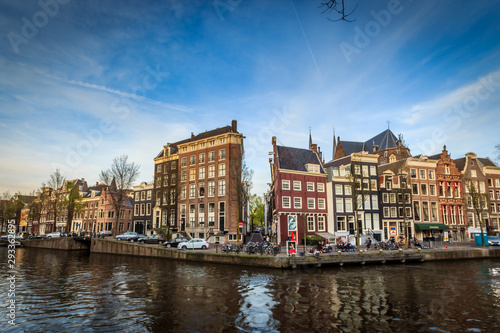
[115,232,138,241]
[139,234,165,244]
[177,238,209,250]
[98,230,113,238]
[488,236,500,246]
[47,232,62,239]
[29,234,47,240]
[164,237,189,248]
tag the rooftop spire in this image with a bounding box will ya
[332,125,336,160]
[309,127,312,149]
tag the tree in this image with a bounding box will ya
[99,155,140,236]
[60,180,85,233]
[47,169,65,232]
[230,142,252,245]
[249,195,264,229]
[4,193,26,233]
[0,191,11,233]
[320,0,357,22]
[463,177,488,247]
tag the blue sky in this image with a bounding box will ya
[1,0,500,196]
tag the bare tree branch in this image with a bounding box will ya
[320,0,358,22]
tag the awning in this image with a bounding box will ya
[316,232,336,239]
[414,223,450,231]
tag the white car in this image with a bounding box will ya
[46,232,62,239]
[178,238,209,250]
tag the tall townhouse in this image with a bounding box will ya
[132,182,154,235]
[72,184,101,234]
[405,156,443,239]
[270,136,328,246]
[457,153,500,237]
[430,146,466,241]
[378,161,412,241]
[154,120,243,243]
[483,160,500,236]
[325,152,381,243]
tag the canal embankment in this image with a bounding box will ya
[21,237,90,251]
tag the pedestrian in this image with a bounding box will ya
[366,237,372,250]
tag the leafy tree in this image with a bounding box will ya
[249,195,264,229]
[99,155,140,236]
[59,180,85,233]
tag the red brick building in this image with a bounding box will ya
[270,136,328,246]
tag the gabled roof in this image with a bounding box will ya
[276,145,325,174]
[478,157,497,167]
[339,129,399,154]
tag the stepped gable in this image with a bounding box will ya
[276,145,325,173]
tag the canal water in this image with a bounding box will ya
[1,248,499,333]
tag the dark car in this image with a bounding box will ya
[139,234,165,244]
[164,237,189,248]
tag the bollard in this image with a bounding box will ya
[379,249,383,255]
[337,250,341,257]
[399,248,403,254]
[359,250,363,256]
[418,248,422,253]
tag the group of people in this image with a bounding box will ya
[308,240,333,255]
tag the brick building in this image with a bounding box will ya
[270,136,328,246]
[154,120,243,243]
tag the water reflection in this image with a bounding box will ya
[0,248,499,332]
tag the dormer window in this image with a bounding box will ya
[306,164,320,173]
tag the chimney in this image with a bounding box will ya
[231,120,237,132]
[311,144,318,153]
[191,132,195,139]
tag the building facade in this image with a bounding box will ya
[133,182,154,235]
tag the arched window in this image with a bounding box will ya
[389,154,396,163]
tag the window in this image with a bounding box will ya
[171,161,177,170]
[190,184,196,198]
[190,169,196,181]
[336,198,344,212]
[190,155,196,165]
[181,157,187,167]
[208,151,215,162]
[219,149,226,160]
[370,165,376,176]
[134,204,139,216]
[307,216,315,231]
[345,198,352,212]
[365,214,372,230]
[208,181,215,197]
[208,202,215,213]
[471,170,477,178]
[218,164,226,176]
[307,182,314,192]
[317,183,325,192]
[383,193,389,203]
[318,216,325,231]
[413,201,420,220]
[293,181,301,191]
[389,154,396,163]
[282,180,290,190]
[157,164,162,173]
[146,203,151,215]
[420,184,428,196]
[333,167,339,177]
[371,195,378,209]
[181,170,187,182]
[219,138,226,144]
[410,169,417,179]
[318,198,326,209]
[199,182,205,197]
[429,184,436,196]
[199,153,205,163]
[181,185,186,199]
[209,140,215,146]
[354,164,360,175]
[373,213,379,230]
[383,207,390,217]
[412,184,419,195]
[282,197,291,209]
[364,196,370,209]
[208,165,215,178]
[294,197,302,209]
[218,179,226,196]
[428,170,435,179]
[390,207,397,218]
[362,165,368,177]
[135,192,140,201]
[335,184,343,195]
[337,216,346,231]
[444,165,450,174]
[390,193,396,203]
[371,179,377,190]
[199,167,205,179]
[147,190,152,200]
[307,198,315,209]
[344,185,352,195]
[422,202,429,221]
[171,174,176,185]
[420,169,426,179]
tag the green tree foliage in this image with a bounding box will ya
[249,194,264,229]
